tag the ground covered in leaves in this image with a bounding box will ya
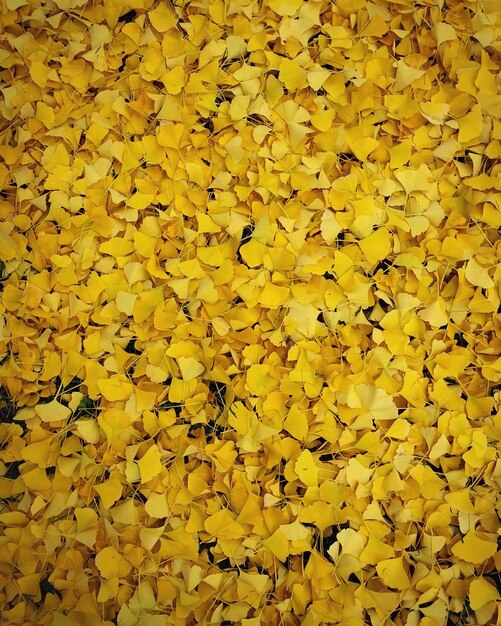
[0,0,501,625]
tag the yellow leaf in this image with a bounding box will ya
[320,210,342,245]
[337,528,366,558]
[95,546,132,580]
[126,192,155,211]
[229,95,251,121]
[420,102,450,125]
[295,449,318,487]
[98,409,130,445]
[284,404,309,440]
[240,239,267,267]
[418,299,449,328]
[17,573,41,596]
[116,291,137,316]
[307,67,330,91]
[30,61,51,88]
[149,5,177,32]
[279,59,307,91]
[469,578,500,611]
[204,509,245,539]
[99,238,134,257]
[258,283,289,309]
[137,445,163,483]
[262,528,290,561]
[75,419,100,444]
[433,22,457,46]
[36,101,55,129]
[268,0,302,16]
[376,557,410,590]
[451,530,497,564]
[465,258,494,288]
[395,165,431,194]
[280,520,310,541]
[349,137,379,162]
[94,478,123,509]
[162,65,186,95]
[385,418,411,440]
[75,507,98,548]
[389,139,412,169]
[177,356,205,381]
[6,0,29,8]
[358,228,392,265]
[98,375,134,401]
[458,105,483,143]
[360,535,395,564]
[394,60,425,91]
[145,493,170,518]
[35,400,71,423]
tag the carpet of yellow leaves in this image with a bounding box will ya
[0,0,500,625]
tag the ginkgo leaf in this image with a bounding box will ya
[434,22,457,45]
[35,400,71,423]
[95,546,132,580]
[344,384,399,421]
[451,530,497,564]
[204,509,245,539]
[376,557,410,590]
[393,60,425,91]
[94,478,123,509]
[262,528,290,561]
[279,59,307,91]
[269,0,302,16]
[360,536,395,565]
[1,0,499,621]
[75,419,100,444]
[145,493,169,519]
[469,578,500,610]
[258,284,289,309]
[137,445,163,483]
[177,356,205,381]
[465,258,494,288]
[295,450,318,487]
[320,210,342,245]
[359,229,392,265]
[458,105,483,143]
[284,405,309,440]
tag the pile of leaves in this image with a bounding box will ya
[0,0,500,624]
